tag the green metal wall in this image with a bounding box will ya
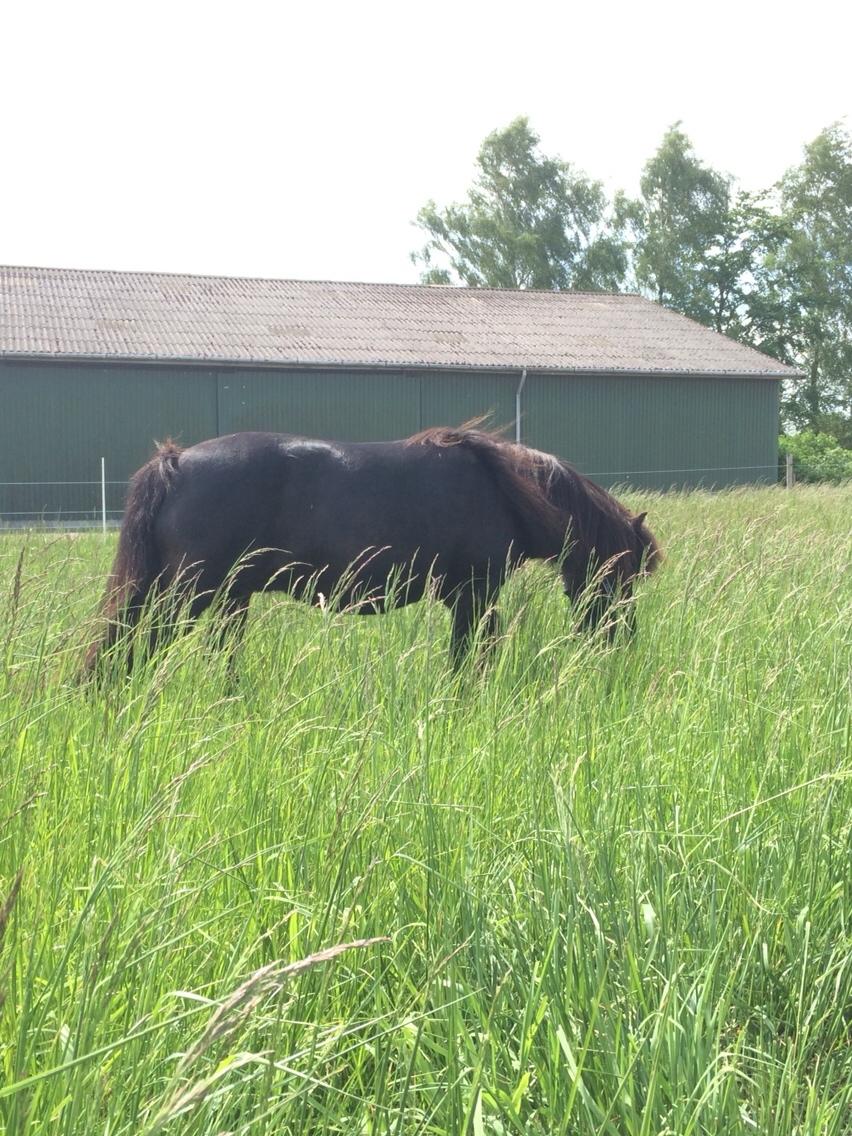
[216,368,418,440]
[419,371,516,433]
[215,368,517,438]
[0,362,218,521]
[0,359,780,522]
[523,373,780,490]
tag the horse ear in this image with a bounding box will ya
[632,511,648,530]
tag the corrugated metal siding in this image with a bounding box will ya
[523,373,780,489]
[215,368,516,441]
[419,371,517,433]
[0,359,781,522]
[0,361,217,521]
[216,368,417,441]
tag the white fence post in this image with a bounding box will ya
[101,458,107,533]
[785,452,794,489]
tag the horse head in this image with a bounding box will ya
[563,507,662,641]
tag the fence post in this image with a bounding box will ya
[785,452,795,489]
[101,457,107,533]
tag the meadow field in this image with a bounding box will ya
[0,485,850,1135]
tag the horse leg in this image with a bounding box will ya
[84,584,179,682]
[82,594,144,683]
[140,580,207,664]
[141,584,248,682]
[446,582,500,669]
[480,604,502,655]
[575,577,635,643]
[209,593,251,685]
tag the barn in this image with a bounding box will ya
[0,265,796,523]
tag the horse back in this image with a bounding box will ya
[152,432,524,597]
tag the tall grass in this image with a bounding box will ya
[0,484,850,1135]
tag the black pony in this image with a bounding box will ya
[84,427,660,676]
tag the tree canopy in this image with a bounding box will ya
[412,118,627,292]
[621,124,732,320]
[752,125,852,432]
[411,119,852,444]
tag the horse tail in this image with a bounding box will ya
[83,440,182,676]
[408,427,565,558]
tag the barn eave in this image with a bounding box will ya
[0,350,799,381]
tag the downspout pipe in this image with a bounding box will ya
[515,367,528,445]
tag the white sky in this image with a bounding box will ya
[2,0,849,285]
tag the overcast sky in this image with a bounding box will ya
[2,0,849,285]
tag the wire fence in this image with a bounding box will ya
[582,464,779,478]
[0,459,788,529]
[0,461,124,527]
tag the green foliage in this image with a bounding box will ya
[412,119,852,443]
[621,123,734,323]
[412,117,627,291]
[756,126,852,431]
[781,430,852,482]
[1,486,852,1134]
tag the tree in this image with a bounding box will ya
[694,191,779,337]
[411,118,627,291]
[410,116,852,444]
[622,124,736,325]
[750,124,852,433]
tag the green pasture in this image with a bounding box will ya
[0,485,850,1135]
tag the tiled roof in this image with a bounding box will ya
[0,265,796,377]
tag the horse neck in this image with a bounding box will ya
[546,463,634,572]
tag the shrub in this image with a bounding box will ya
[779,431,852,483]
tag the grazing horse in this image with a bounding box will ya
[84,427,660,677]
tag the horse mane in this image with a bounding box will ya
[406,426,566,557]
[539,456,662,577]
[408,426,661,576]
